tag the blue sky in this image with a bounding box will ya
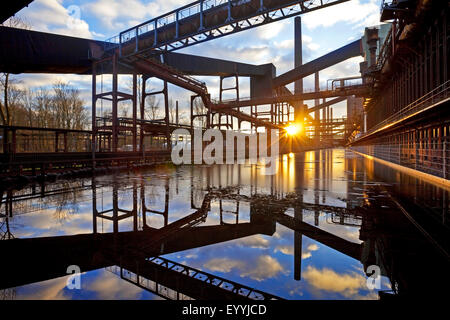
[12,0,382,120]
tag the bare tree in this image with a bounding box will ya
[0,16,31,126]
[146,95,160,120]
[52,81,87,130]
[168,99,177,124]
[21,89,34,127]
[193,98,207,128]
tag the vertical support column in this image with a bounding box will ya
[92,177,97,234]
[112,53,118,153]
[322,100,327,141]
[190,95,195,133]
[314,72,320,141]
[133,180,138,231]
[226,0,232,22]
[132,72,137,152]
[92,63,97,167]
[314,150,320,226]
[206,94,211,129]
[415,129,419,170]
[294,17,303,123]
[140,76,146,153]
[199,1,204,30]
[11,129,16,154]
[236,74,240,130]
[294,205,303,281]
[175,100,179,126]
[63,132,68,153]
[443,140,447,179]
[163,80,171,151]
[112,185,119,233]
[175,10,179,38]
[2,128,7,154]
[54,132,59,153]
[443,11,447,83]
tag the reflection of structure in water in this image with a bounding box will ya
[1,162,449,300]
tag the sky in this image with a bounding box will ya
[11,0,383,120]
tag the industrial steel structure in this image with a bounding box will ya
[350,0,450,182]
[0,0,448,185]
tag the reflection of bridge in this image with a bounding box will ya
[108,256,281,300]
[0,182,278,300]
[0,169,365,298]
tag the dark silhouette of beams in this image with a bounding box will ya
[0,216,274,289]
[0,27,271,77]
[164,52,272,77]
[272,40,363,88]
[118,256,282,300]
[0,1,33,23]
[0,26,106,74]
[307,97,347,114]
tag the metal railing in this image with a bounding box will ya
[351,142,449,179]
[106,265,194,300]
[131,54,207,91]
[103,0,349,54]
[360,80,450,139]
[107,255,282,300]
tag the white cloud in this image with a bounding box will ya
[307,42,320,51]
[303,266,368,298]
[302,0,380,30]
[15,0,94,38]
[83,0,156,30]
[88,271,144,299]
[241,255,285,281]
[204,255,286,282]
[256,20,288,40]
[83,0,186,32]
[236,235,270,249]
[14,276,70,300]
[274,245,294,255]
[275,242,319,259]
[204,258,245,273]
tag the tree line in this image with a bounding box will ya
[0,79,88,130]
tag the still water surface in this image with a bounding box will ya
[1,148,449,300]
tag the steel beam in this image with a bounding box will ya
[0,1,34,24]
[272,39,363,88]
[307,96,347,114]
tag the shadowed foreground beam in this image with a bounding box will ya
[0,220,275,289]
[0,1,34,24]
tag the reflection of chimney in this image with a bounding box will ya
[365,28,379,67]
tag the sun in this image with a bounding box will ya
[285,123,302,136]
